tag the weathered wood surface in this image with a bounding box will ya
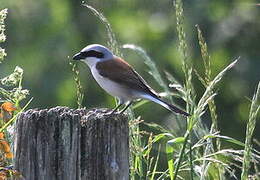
[14,107,129,180]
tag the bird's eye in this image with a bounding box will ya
[81,50,104,58]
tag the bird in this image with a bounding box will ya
[72,44,189,116]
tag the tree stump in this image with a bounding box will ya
[14,107,129,180]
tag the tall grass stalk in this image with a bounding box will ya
[77,3,259,179]
[189,142,194,180]
[174,0,195,113]
[196,25,218,134]
[196,25,213,180]
[241,82,260,179]
[82,3,121,57]
[173,0,240,179]
[173,0,195,178]
[195,59,238,120]
[69,61,84,108]
[196,24,224,179]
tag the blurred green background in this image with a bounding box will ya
[0,0,259,144]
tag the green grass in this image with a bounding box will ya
[241,82,260,180]
[79,1,260,179]
[1,1,260,179]
[69,61,84,109]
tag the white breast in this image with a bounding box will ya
[90,64,134,104]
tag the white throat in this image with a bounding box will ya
[82,57,100,68]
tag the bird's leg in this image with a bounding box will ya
[119,101,132,114]
[110,103,123,114]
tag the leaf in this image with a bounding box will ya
[167,137,185,147]
[153,133,175,143]
[166,144,174,180]
[142,122,169,134]
[166,137,186,180]
[203,134,245,147]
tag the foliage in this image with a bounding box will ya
[0,9,7,63]
[77,1,260,179]
[78,1,260,179]
[241,82,260,180]
[1,0,260,180]
[0,8,31,180]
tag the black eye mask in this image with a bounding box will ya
[81,50,104,58]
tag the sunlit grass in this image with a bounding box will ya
[241,82,260,180]
[69,61,84,108]
[82,2,122,57]
[0,1,259,179]
[79,1,260,179]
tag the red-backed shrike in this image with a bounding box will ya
[73,44,189,116]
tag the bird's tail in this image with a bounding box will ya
[141,94,190,116]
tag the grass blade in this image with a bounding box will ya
[69,61,84,108]
[195,58,239,120]
[82,3,121,57]
[241,82,260,179]
[151,145,161,180]
[174,0,195,114]
[166,143,175,180]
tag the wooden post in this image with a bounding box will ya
[14,107,129,180]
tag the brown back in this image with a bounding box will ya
[96,57,159,98]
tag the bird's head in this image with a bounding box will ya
[73,44,113,67]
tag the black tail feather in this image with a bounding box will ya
[162,100,190,116]
[141,94,190,116]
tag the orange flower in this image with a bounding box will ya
[0,133,3,139]
[0,171,7,180]
[0,141,10,155]
[1,102,16,113]
[4,152,13,159]
[0,102,16,122]
[0,133,12,159]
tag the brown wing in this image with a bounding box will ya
[96,57,159,98]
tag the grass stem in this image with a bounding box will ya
[189,138,194,180]
[241,82,260,179]
[173,131,190,180]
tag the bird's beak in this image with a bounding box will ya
[72,52,84,60]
